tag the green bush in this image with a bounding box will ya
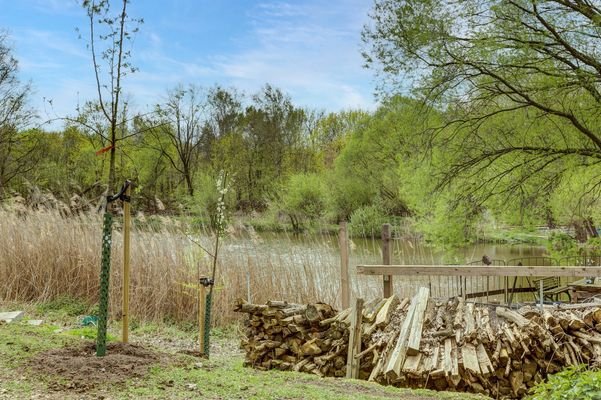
[547,232,580,258]
[529,366,601,400]
[326,172,375,221]
[547,233,601,258]
[280,173,328,231]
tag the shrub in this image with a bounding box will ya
[280,173,328,231]
[529,366,601,400]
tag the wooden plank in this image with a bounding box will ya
[426,345,440,371]
[346,297,364,379]
[453,297,464,329]
[357,265,601,277]
[464,303,475,337]
[443,338,452,377]
[476,343,494,376]
[461,344,481,375]
[450,339,460,386]
[382,224,392,297]
[402,353,422,374]
[339,221,350,309]
[384,289,424,379]
[407,288,430,355]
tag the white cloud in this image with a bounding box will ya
[209,0,376,111]
[11,0,378,129]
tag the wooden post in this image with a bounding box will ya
[339,221,350,309]
[382,224,392,297]
[346,297,364,379]
[199,283,207,354]
[122,182,131,343]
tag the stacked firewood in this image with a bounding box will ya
[235,291,601,399]
[234,299,348,376]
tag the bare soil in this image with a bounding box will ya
[28,341,164,393]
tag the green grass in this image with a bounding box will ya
[0,317,490,400]
[124,357,487,400]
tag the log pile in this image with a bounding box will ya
[235,291,601,399]
[234,299,348,377]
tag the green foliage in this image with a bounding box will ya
[548,233,601,259]
[547,233,581,258]
[529,366,601,400]
[280,173,328,230]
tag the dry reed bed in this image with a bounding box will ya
[0,210,379,326]
[0,209,496,327]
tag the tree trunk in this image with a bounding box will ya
[574,221,589,243]
[184,169,194,196]
[586,218,598,238]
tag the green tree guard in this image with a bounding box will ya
[203,292,212,355]
[97,212,113,356]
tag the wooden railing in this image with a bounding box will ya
[356,264,601,305]
[357,265,601,277]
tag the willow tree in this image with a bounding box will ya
[363,0,601,238]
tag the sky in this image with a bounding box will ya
[0,0,378,129]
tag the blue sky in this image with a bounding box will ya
[0,0,377,128]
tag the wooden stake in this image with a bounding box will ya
[339,222,350,309]
[122,182,131,343]
[199,283,207,354]
[346,297,364,379]
[382,224,392,297]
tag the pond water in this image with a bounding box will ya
[235,230,548,266]
[212,228,553,306]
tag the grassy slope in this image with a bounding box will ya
[0,307,489,400]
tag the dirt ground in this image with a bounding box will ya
[28,342,166,393]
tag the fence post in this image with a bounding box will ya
[346,297,364,379]
[382,223,392,297]
[339,221,350,309]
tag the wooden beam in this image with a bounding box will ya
[407,289,430,355]
[357,265,601,277]
[384,287,428,379]
[382,224,392,297]
[461,344,481,375]
[346,297,364,379]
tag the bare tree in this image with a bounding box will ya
[77,0,142,194]
[146,85,207,196]
[0,32,36,195]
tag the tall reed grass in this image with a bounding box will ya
[0,209,540,327]
[0,210,392,326]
